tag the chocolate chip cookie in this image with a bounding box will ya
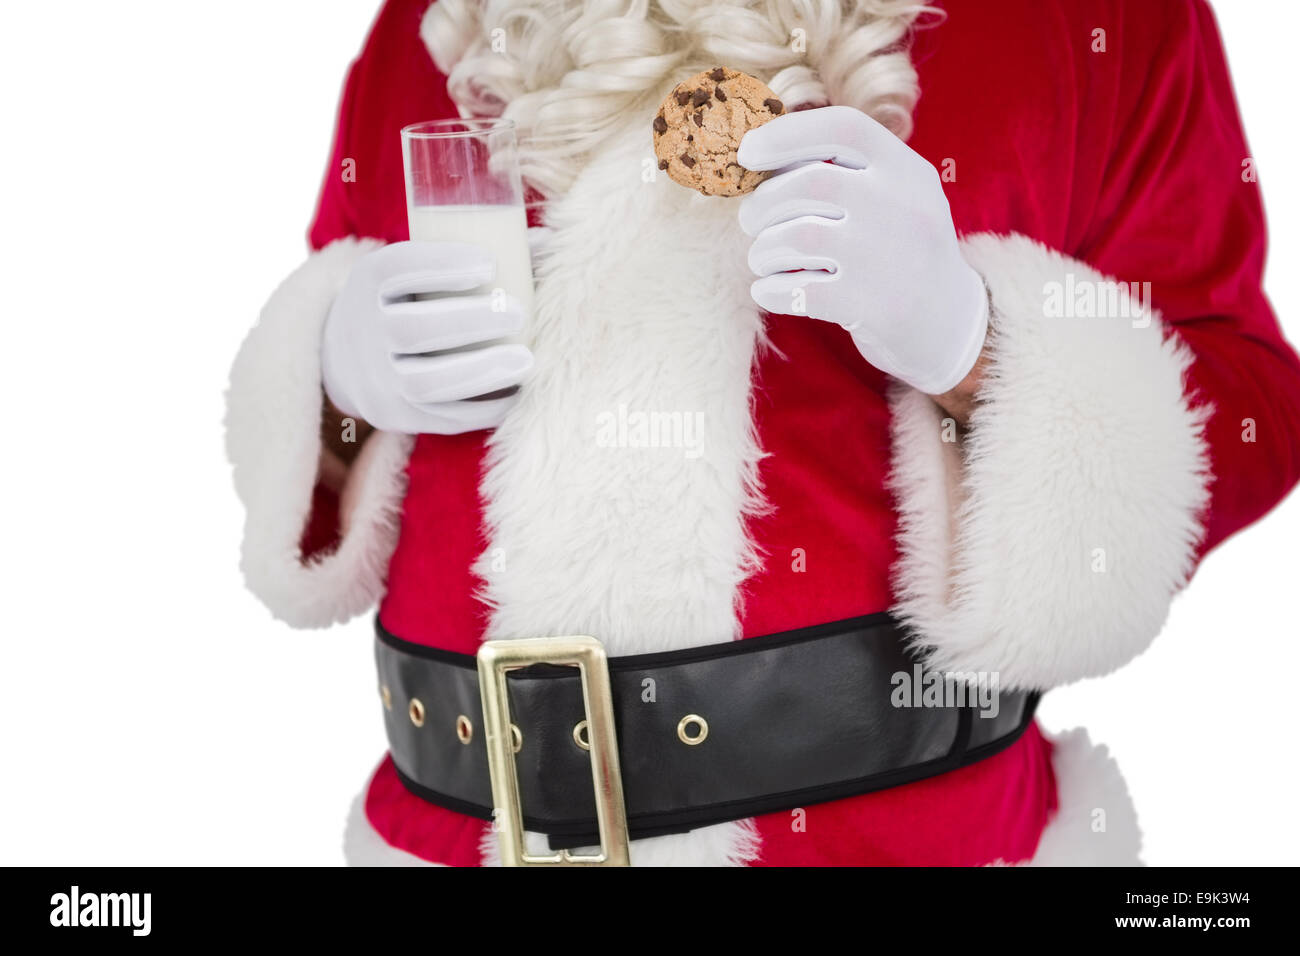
[652,67,785,197]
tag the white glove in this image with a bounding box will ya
[738,106,988,395]
[321,240,533,434]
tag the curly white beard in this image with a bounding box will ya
[421,0,930,197]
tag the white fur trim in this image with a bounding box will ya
[890,233,1211,690]
[343,791,443,867]
[474,111,768,866]
[225,238,414,628]
[1018,728,1142,866]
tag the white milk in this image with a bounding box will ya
[406,204,534,345]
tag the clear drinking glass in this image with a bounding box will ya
[400,119,534,341]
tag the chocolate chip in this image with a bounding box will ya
[714,86,726,102]
[658,159,669,170]
[692,112,703,127]
[680,153,696,168]
[675,90,691,106]
[692,88,710,107]
[653,114,667,134]
[764,98,784,114]
[709,67,726,81]
[686,134,693,141]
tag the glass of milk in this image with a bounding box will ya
[400,119,534,345]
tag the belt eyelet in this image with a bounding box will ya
[677,714,708,746]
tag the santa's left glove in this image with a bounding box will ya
[738,106,987,395]
[321,240,534,434]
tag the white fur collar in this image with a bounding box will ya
[473,116,766,866]
[476,116,768,657]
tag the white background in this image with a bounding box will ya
[0,2,1295,866]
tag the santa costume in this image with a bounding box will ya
[226,0,1300,866]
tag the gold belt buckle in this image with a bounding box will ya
[476,636,631,866]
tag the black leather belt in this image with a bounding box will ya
[374,613,1038,851]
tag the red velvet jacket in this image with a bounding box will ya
[252,0,1300,866]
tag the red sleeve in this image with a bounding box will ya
[1078,0,1300,557]
[300,481,343,560]
[308,0,460,249]
[301,0,458,561]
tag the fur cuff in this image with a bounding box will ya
[890,233,1211,690]
[225,238,413,628]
